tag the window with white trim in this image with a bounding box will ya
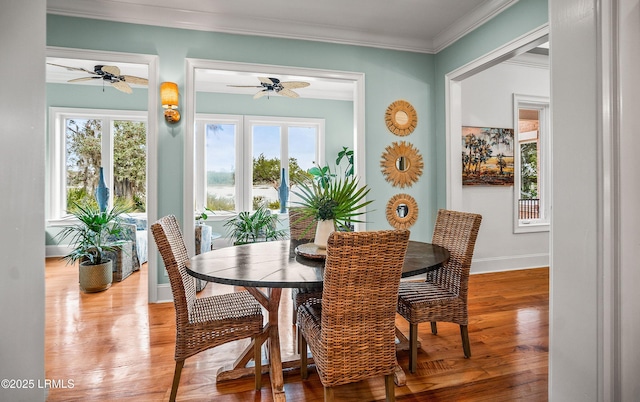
[513,95,550,232]
[194,114,323,214]
[48,107,147,221]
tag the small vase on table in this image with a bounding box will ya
[314,219,335,249]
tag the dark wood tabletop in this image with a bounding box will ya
[187,239,449,289]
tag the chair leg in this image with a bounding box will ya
[430,321,438,334]
[460,325,471,358]
[254,340,262,390]
[409,323,418,373]
[385,373,395,402]
[300,333,308,379]
[292,302,297,324]
[169,360,184,402]
[324,386,334,401]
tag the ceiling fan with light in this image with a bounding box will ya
[228,77,310,99]
[47,63,149,94]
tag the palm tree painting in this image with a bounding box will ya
[462,126,514,185]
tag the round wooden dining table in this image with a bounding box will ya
[188,239,449,402]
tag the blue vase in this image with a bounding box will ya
[96,167,110,212]
[278,168,288,213]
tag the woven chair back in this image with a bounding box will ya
[289,207,317,241]
[428,209,482,301]
[319,229,410,381]
[151,215,197,327]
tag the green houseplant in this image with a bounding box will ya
[292,173,373,248]
[224,204,288,245]
[195,208,214,224]
[57,202,129,292]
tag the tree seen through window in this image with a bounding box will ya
[65,118,146,212]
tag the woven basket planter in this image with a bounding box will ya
[79,260,113,293]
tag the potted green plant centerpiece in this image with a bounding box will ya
[292,172,372,248]
[57,202,129,293]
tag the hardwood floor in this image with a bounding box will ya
[45,258,548,401]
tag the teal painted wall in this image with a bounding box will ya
[433,0,549,207]
[47,83,148,110]
[47,14,435,243]
[46,1,548,283]
[47,15,435,284]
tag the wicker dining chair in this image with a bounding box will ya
[289,208,322,325]
[396,209,482,373]
[150,215,264,402]
[298,229,410,402]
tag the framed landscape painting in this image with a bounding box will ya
[462,126,514,186]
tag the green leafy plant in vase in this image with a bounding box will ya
[56,202,130,292]
[292,173,372,248]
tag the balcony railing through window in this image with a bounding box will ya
[519,198,540,220]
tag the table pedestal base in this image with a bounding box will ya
[216,324,417,391]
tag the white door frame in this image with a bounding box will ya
[445,25,549,211]
[46,46,160,302]
[183,59,365,256]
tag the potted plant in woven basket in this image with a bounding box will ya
[292,173,372,248]
[57,202,129,292]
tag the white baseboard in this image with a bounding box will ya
[50,247,546,300]
[156,284,173,303]
[46,245,71,258]
[470,253,549,274]
[49,244,174,303]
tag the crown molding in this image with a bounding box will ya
[47,0,517,54]
[504,52,549,69]
[47,0,436,53]
[433,0,520,53]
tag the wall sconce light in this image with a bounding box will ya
[160,82,181,123]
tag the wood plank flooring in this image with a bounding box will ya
[45,258,548,401]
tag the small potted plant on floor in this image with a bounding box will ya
[224,204,288,245]
[57,202,129,292]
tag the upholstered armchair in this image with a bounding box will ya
[194,224,212,292]
[106,222,142,282]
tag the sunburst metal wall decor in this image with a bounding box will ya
[386,193,419,229]
[380,141,424,188]
[385,100,417,136]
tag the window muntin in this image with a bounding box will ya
[513,96,550,233]
[205,123,237,211]
[195,114,323,214]
[113,120,147,210]
[251,124,282,210]
[64,118,102,210]
[49,108,147,221]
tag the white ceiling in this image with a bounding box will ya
[46,0,519,54]
[45,0,532,100]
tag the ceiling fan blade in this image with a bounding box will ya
[122,75,149,86]
[281,81,310,89]
[111,81,133,94]
[258,77,274,85]
[253,90,269,99]
[278,88,300,98]
[68,77,100,82]
[48,63,96,75]
[227,85,262,88]
[101,65,121,76]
